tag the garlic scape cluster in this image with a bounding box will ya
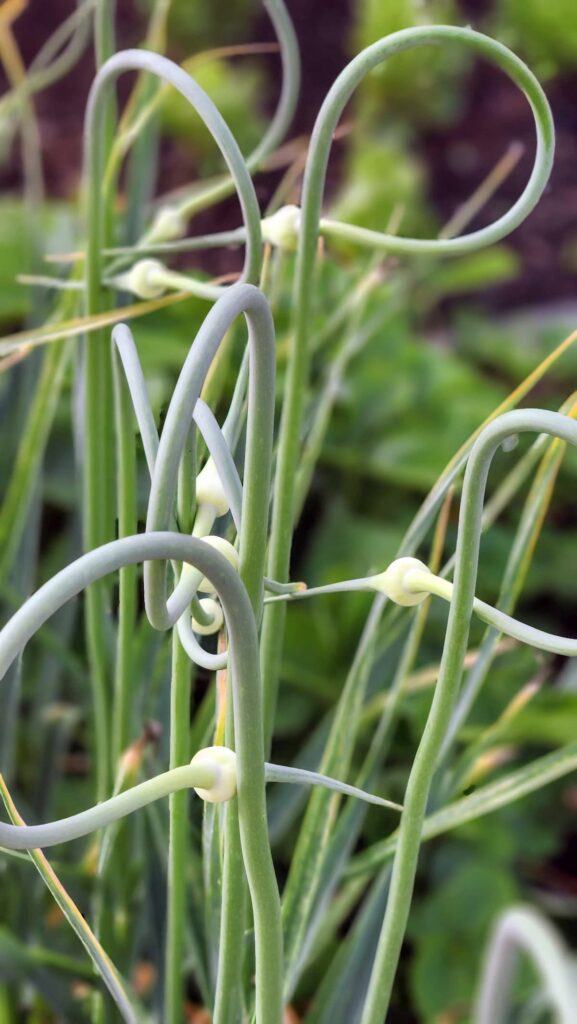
[2,6,571,1023]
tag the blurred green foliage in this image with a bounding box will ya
[353,0,467,127]
[491,0,577,78]
[160,57,267,164]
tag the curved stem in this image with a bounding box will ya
[268,561,577,658]
[360,409,577,1023]
[475,905,575,1024]
[177,611,228,672]
[404,567,577,656]
[261,24,554,745]
[192,399,243,532]
[173,0,300,224]
[0,532,283,1024]
[144,283,275,628]
[0,763,216,851]
[264,764,403,812]
[85,48,263,306]
[112,326,244,532]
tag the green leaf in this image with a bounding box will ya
[348,740,577,878]
[409,861,517,1018]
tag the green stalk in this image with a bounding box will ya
[261,25,554,745]
[155,0,300,227]
[164,631,193,1024]
[95,0,116,68]
[111,351,138,767]
[0,532,283,1024]
[213,701,246,1024]
[83,0,118,803]
[0,339,72,580]
[360,409,577,1023]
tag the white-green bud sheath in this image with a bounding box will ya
[147,205,187,244]
[191,597,224,636]
[370,557,436,606]
[191,746,237,803]
[119,259,167,299]
[195,456,230,517]
[261,204,301,250]
[198,536,239,594]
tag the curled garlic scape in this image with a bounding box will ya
[0,745,401,851]
[265,546,577,660]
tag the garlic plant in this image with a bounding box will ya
[1,2,576,1022]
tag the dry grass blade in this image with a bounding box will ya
[0,290,191,368]
[0,776,141,1023]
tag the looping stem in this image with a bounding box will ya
[361,409,577,1024]
[142,283,275,629]
[261,23,555,744]
[0,532,283,1024]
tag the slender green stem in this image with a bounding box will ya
[111,345,138,767]
[165,632,193,1024]
[0,532,283,1024]
[265,764,402,811]
[360,409,577,1023]
[83,1,118,802]
[95,0,116,68]
[0,338,72,579]
[214,684,246,1024]
[0,761,216,851]
[261,24,554,745]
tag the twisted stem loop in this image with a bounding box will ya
[0,532,283,1024]
[361,409,577,1023]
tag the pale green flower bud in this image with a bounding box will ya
[370,557,433,606]
[191,746,237,803]
[261,204,301,250]
[195,457,230,517]
[148,205,187,244]
[121,259,167,299]
[198,536,239,594]
[191,597,224,636]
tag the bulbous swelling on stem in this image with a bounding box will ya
[371,557,433,606]
[0,531,283,1024]
[191,746,238,803]
[191,597,224,637]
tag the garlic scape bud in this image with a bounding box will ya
[261,204,301,250]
